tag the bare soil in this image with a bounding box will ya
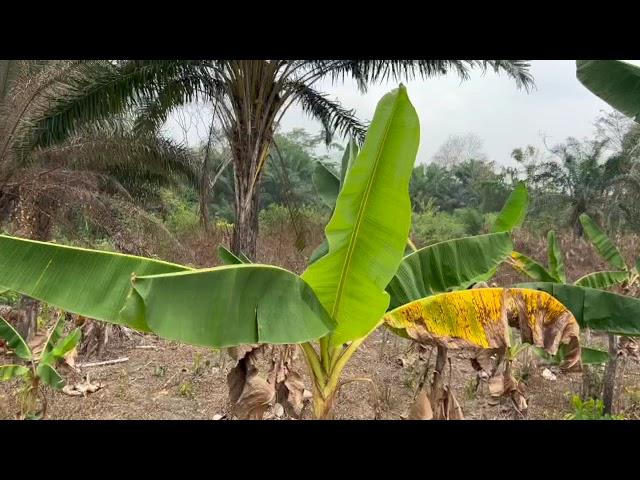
[2,328,639,420]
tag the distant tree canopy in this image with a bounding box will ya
[190,112,640,241]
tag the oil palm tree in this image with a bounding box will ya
[0,60,199,341]
[1,60,198,244]
[18,60,534,257]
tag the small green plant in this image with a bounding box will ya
[192,352,204,376]
[179,381,194,398]
[0,315,81,419]
[564,395,624,420]
[153,365,166,377]
[463,377,478,401]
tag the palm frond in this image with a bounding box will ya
[286,81,367,144]
[19,60,216,152]
[304,60,534,93]
[29,123,200,192]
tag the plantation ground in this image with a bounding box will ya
[1,229,640,420]
[2,328,639,420]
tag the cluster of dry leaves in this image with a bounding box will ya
[226,344,312,420]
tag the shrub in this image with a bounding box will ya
[160,189,199,235]
[412,208,466,246]
[564,395,624,420]
[453,207,484,235]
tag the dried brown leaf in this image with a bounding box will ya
[408,389,433,420]
[445,387,464,420]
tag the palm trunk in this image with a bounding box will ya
[229,135,271,259]
[199,113,216,232]
[231,172,261,259]
[13,193,52,340]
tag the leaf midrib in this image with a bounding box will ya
[329,93,401,321]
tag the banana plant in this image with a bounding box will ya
[511,215,640,372]
[0,314,81,418]
[510,214,637,288]
[0,86,583,419]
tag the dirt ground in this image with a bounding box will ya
[2,326,639,420]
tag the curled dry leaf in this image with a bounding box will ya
[227,344,261,362]
[408,389,433,420]
[273,403,285,417]
[227,355,275,420]
[487,368,528,413]
[28,332,47,357]
[384,288,581,372]
[618,337,639,359]
[267,344,308,418]
[282,371,306,417]
[62,375,103,397]
[445,387,464,420]
[64,347,78,369]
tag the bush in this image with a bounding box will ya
[160,189,199,235]
[453,208,484,235]
[259,204,329,235]
[564,395,624,420]
[412,208,466,246]
[259,204,291,234]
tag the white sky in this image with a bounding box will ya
[165,60,640,167]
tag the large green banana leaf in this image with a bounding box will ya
[313,161,340,210]
[547,230,567,283]
[491,182,529,233]
[386,232,513,309]
[510,251,558,282]
[0,235,190,325]
[121,264,335,347]
[340,139,359,188]
[579,214,627,271]
[312,139,359,212]
[532,345,610,366]
[518,282,640,336]
[218,245,248,265]
[0,316,31,360]
[309,140,360,265]
[574,271,629,289]
[576,60,640,123]
[0,235,335,346]
[302,85,420,345]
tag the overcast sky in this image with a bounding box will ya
[165,60,640,167]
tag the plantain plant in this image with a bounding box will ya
[0,86,587,419]
[0,314,81,418]
[512,215,640,413]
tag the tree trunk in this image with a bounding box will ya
[12,192,53,340]
[229,136,270,259]
[231,179,260,259]
[199,113,216,233]
[602,333,619,415]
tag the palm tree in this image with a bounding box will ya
[20,60,534,258]
[0,60,199,341]
[1,61,198,244]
